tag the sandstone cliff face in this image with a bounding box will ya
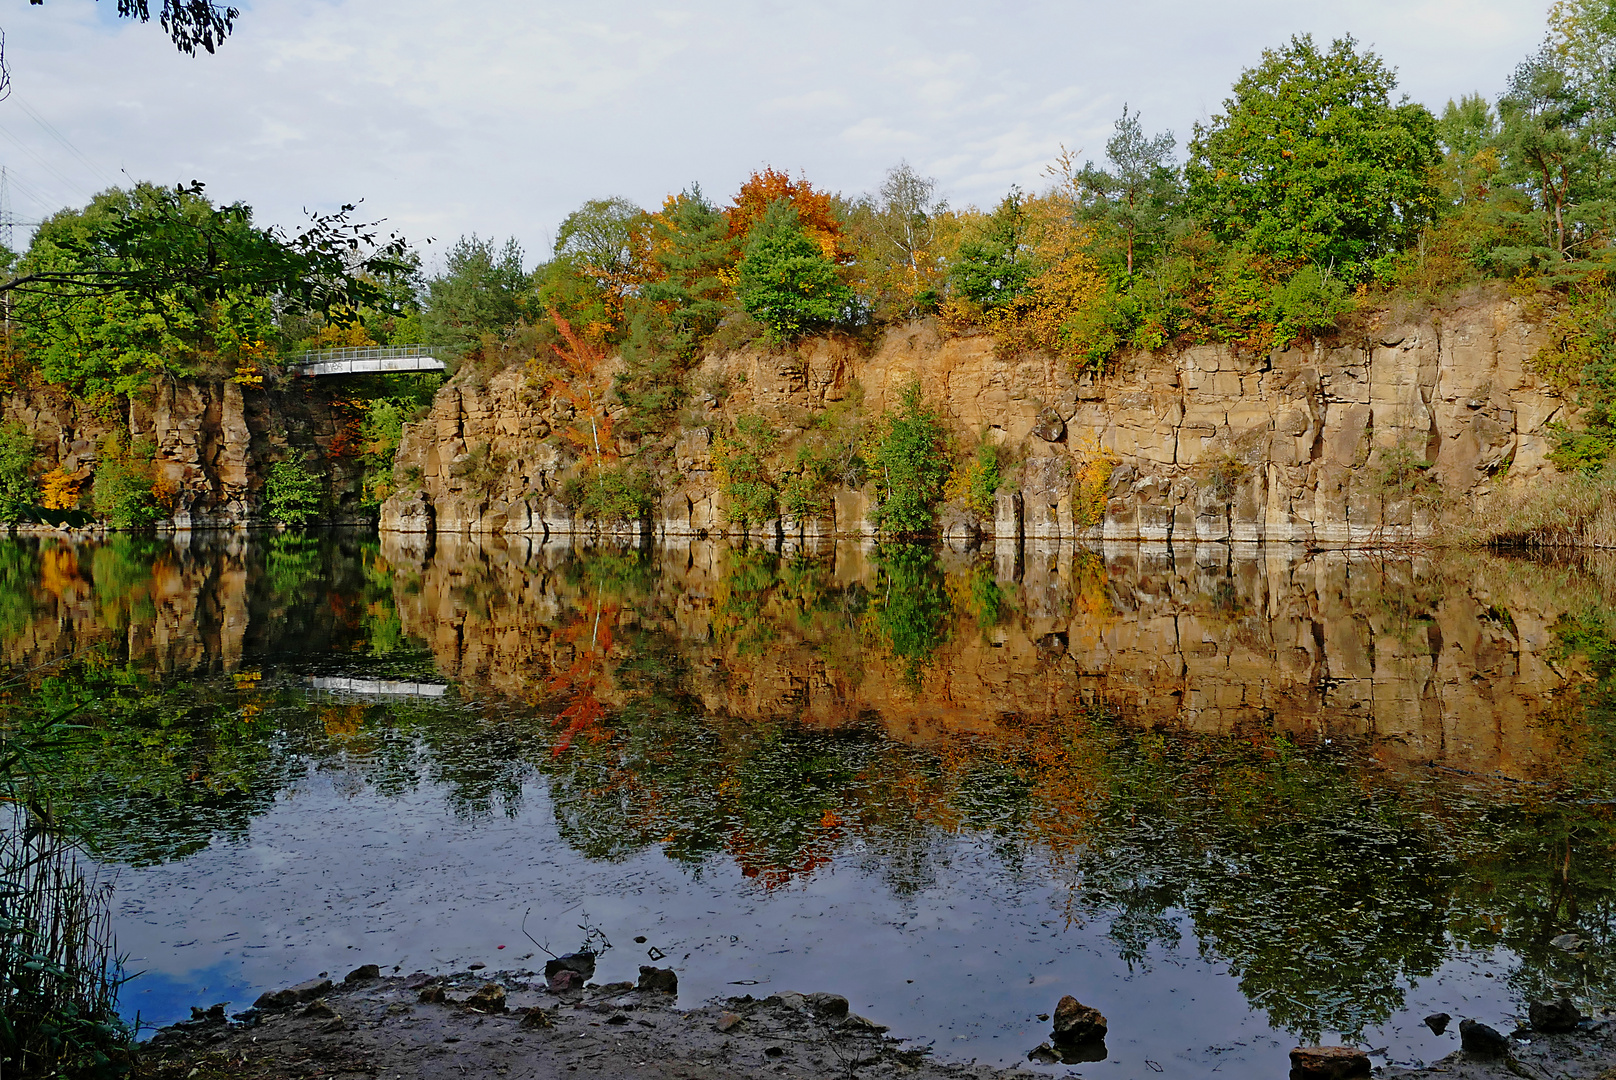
[384,295,1562,545]
[2,378,369,527]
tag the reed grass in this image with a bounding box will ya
[1451,463,1616,549]
[0,805,132,1079]
[2,705,133,1079]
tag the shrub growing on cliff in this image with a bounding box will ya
[1373,442,1439,503]
[359,398,407,505]
[866,380,949,534]
[92,436,162,529]
[1071,434,1119,530]
[561,462,655,524]
[943,191,1117,369]
[713,415,778,527]
[0,423,38,523]
[1535,276,1616,472]
[944,438,1002,521]
[1270,265,1355,347]
[265,459,323,527]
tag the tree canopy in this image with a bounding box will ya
[734,200,856,343]
[1185,34,1441,278]
[12,182,411,402]
[28,0,238,55]
[421,234,528,345]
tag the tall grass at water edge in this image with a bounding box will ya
[2,718,133,1079]
[1455,462,1616,549]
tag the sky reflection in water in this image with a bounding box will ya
[3,531,1614,1078]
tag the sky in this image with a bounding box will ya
[4,0,1551,269]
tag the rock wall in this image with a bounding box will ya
[382,294,1563,545]
[2,377,370,528]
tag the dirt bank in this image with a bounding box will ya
[132,968,1616,1080]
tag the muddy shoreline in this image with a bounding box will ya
[132,967,1616,1080]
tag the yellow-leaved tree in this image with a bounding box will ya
[942,188,1113,369]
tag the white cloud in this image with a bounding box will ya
[1,0,1548,259]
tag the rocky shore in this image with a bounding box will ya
[134,965,1017,1080]
[131,964,1616,1080]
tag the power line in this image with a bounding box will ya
[13,96,117,190]
[0,120,84,206]
[5,169,59,218]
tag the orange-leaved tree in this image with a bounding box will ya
[547,309,614,463]
[547,596,618,758]
[728,167,852,264]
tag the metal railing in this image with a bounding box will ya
[287,345,448,377]
[308,676,449,697]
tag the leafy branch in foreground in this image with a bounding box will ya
[28,0,238,56]
[5,181,413,315]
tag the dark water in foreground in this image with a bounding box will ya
[5,531,1616,1078]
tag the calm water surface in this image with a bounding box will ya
[5,531,1615,1079]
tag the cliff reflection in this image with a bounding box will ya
[1,533,1613,1040]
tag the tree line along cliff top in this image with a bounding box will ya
[3,8,1616,532]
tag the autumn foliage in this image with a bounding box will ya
[547,309,614,463]
[728,167,851,264]
[41,466,87,510]
[546,597,617,758]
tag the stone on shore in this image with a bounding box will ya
[1051,995,1107,1045]
[344,964,381,983]
[1528,998,1582,1033]
[546,968,584,993]
[543,952,596,981]
[1288,1045,1370,1080]
[1459,1018,1511,1057]
[638,966,678,994]
[253,978,334,1011]
[805,993,849,1020]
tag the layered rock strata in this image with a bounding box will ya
[383,296,1561,545]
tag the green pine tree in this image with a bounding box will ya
[734,200,855,343]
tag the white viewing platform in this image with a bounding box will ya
[309,676,450,697]
[287,345,447,377]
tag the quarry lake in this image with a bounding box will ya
[6,530,1614,1078]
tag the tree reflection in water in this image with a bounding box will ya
[1,533,1614,1041]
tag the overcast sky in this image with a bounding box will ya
[5,0,1549,268]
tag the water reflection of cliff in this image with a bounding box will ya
[4,534,1615,1041]
[375,533,1616,1036]
[0,532,408,677]
[382,533,1605,780]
